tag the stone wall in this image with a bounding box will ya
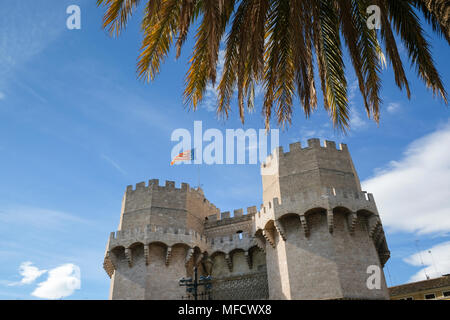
[211,272,269,300]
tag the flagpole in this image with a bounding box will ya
[193,148,200,190]
[197,165,200,189]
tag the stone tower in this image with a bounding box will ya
[103,181,218,299]
[103,139,390,300]
[255,139,390,299]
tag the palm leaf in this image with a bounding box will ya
[387,0,448,103]
[97,0,141,36]
[97,0,449,131]
[137,0,180,82]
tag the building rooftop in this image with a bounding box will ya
[389,275,450,296]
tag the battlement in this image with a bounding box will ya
[207,231,251,244]
[107,223,209,251]
[256,187,378,221]
[262,138,348,167]
[206,206,257,223]
[208,232,256,254]
[121,179,220,233]
[107,223,257,255]
[110,224,206,241]
[126,179,201,193]
[125,180,219,212]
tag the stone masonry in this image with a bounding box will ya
[103,139,390,300]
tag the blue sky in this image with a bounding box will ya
[0,1,449,299]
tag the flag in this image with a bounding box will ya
[170,149,194,165]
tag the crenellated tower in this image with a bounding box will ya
[104,139,390,300]
[254,139,390,299]
[104,180,218,299]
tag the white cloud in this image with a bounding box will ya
[0,206,89,230]
[9,262,47,286]
[387,102,401,114]
[203,83,220,112]
[300,129,318,139]
[362,121,450,234]
[349,109,367,129]
[404,241,450,282]
[217,49,226,78]
[346,80,368,130]
[299,127,336,142]
[348,80,359,101]
[346,78,376,131]
[201,49,263,113]
[0,2,64,82]
[31,264,81,299]
[202,50,226,112]
[0,92,5,100]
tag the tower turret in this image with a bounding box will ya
[105,180,218,299]
[255,139,390,299]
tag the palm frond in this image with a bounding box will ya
[98,0,449,131]
[217,1,251,119]
[184,0,234,109]
[175,0,197,58]
[412,0,450,43]
[291,0,317,117]
[137,0,180,82]
[387,0,448,104]
[337,0,370,112]
[97,0,141,36]
[314,0,349,129]
[354,0,383,122]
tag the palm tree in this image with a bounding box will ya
[96,0,448,131]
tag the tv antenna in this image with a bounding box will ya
[428,249,441,277]
[415,240,429,280]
